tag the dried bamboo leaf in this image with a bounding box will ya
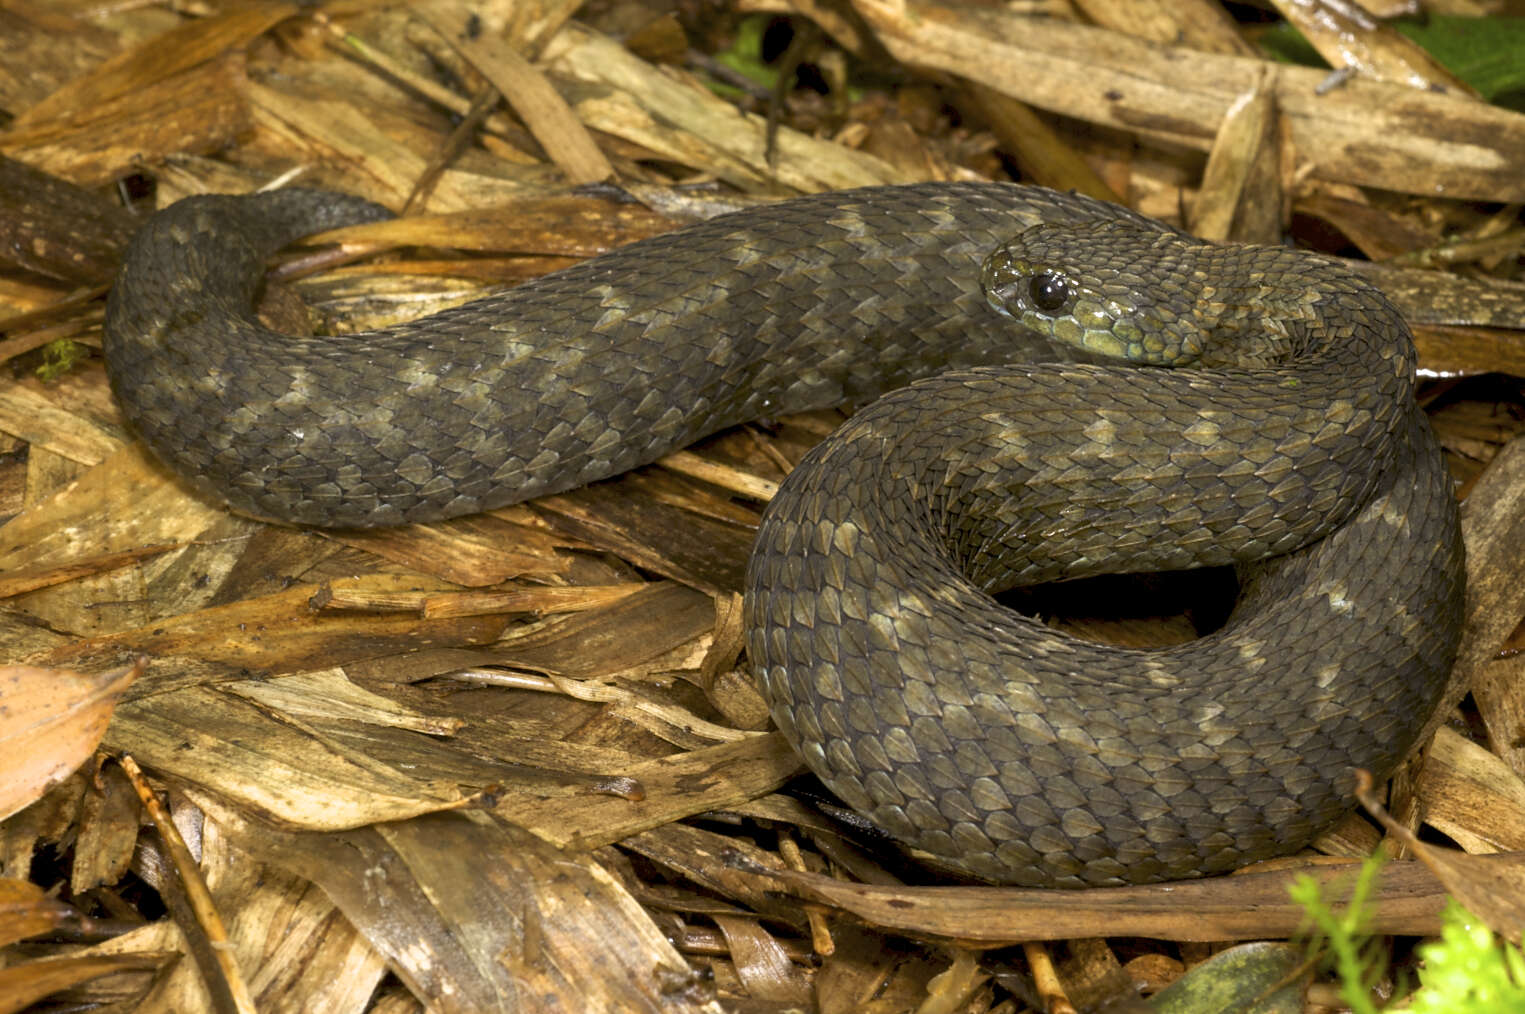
[0,952,172,1014]
[850,0,1525,200]
[491,732,803,849]
[106,684,465,830]
[0,375,122,466]
[478,580,715,677]
[1418,435,1525,747]
[535,481,754,594]
[711,913,812,1003]
[1190,65,1282,245]
[0,155,134,283]
[414,1,614,185]
[1075,0,1257,55]
[541,22,909,192]
[418,582,646,619]
[214,806,723,1014]
[0,542,182,601]
[1,59,253,188]
[0,7,118,112]
[328,513,573,587]
[68,762,140,895]
[316,195,683,257]
[30,576,511,674]
[962,85,1122,202]
[1355,770,1525,943]
[242,80,531,213]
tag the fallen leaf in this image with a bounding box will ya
[0,659,141,821]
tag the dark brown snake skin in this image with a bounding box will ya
[104,183,1464,886]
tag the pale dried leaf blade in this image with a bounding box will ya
[0,660,140,822]
[106,683,466,830]
[207,802,723,1014]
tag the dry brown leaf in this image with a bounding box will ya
[1076,0,1255,54]
[327,513,574,587]
[0,877,72,948]
[541,22,909,192]
[0,542,182,601]
[1,57,252,188]
[0,952,173,1014]
[0,660,140,822]
[535,481,755,594]
[712,914,812,1003]
[1419,726,1525,853]
[31,574,512,675]
[850,0,1525,200]
[1357,770,1525,942]
[1190,64,1281,245]
[1417,434,1525,749]
[7,1,294,132]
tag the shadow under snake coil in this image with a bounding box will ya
[104,183,1464,887]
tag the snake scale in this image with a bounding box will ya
[104,183,1464,887]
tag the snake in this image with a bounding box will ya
[103,182,1464,887]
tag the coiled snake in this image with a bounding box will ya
[104,183,1464,887]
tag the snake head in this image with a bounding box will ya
[981,221,1207,367]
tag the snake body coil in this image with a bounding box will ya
[104,183,1463,886]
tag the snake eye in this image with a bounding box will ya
[1024,271,1073,314]
[1027,272,1070,313]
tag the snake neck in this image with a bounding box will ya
[1186,243,1414,376]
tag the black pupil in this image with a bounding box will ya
[1028,272,1069,313]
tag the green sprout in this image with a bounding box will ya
[1291,854,1525,1012]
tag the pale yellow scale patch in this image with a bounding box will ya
[1323,579,1353,615]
